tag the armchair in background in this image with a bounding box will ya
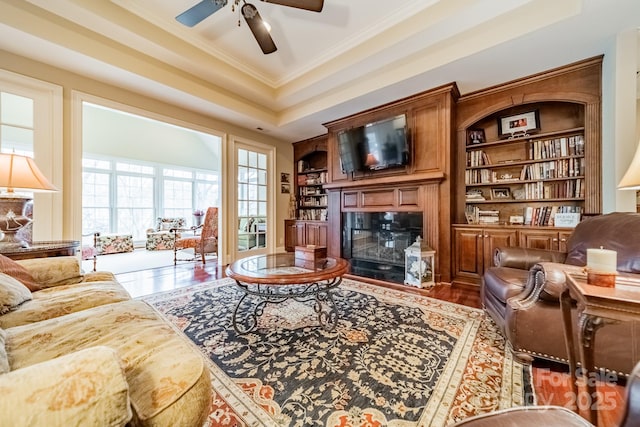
[173,207,218,265]
[238,217,266,251]
[145,217,186,251]
[482,212,640,375]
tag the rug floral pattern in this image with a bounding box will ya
[143,278,532,427]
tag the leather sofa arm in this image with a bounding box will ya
[509,262,585,308]
[493,247,567,270]
[0,346,132,426]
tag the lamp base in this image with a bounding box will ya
[0,195,32,249]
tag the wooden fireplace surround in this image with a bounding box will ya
[323,83,460,283]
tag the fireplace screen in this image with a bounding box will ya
[342,212,423,283]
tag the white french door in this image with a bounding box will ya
[233,140,274,259]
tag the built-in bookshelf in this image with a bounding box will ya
[285,135,329,252]
[452,56,602,287]
[296,164,328,221]
[463,111,588,227]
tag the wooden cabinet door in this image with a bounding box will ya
[558,231,572,252]
[518,229,559,250]
[294,222,306,247]
[483,229,518,269]
[452,227,484,284]
[305,222,328,247]
[284,220,297,252]
[518,229,573,251]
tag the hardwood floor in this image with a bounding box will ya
[117,264,627,427]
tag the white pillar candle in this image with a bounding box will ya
[586,247,617,273]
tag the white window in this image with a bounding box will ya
[0,72,63,241]
[82,157,219,244]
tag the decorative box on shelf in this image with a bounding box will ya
[295,245,327,269]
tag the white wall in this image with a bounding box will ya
[83,103,220,170]
[608,29,639,212]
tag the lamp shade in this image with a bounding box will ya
[618,140,640,190]
[0,153,58,193]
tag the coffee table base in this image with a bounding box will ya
[232,277,342,334]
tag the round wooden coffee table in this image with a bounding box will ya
[225,253,350,334]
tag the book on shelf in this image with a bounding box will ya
[465,188,485,201]
[548,206,559,226]
[298,208,327,221]
[529,134,584,160]
[524,207,533,225]
[477,209,500,224]
[467,150,491,167]
[523,204,582,227]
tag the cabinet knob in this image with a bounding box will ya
[560,238,567,242]
[552,238,558,242]
[484,234,489,238]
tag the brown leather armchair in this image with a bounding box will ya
[482,212,640,375]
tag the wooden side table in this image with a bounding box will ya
[0,240,80,260]
[561,272,640,425]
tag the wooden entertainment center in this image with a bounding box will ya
[286,56,602,286]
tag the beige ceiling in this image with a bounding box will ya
[0,0,639,141]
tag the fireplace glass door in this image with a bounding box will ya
[342,212,423,283]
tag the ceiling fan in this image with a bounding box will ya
[176,0,324,54]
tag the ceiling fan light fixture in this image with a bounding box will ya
[241,2,258,19]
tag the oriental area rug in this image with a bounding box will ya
[141,278,534,427]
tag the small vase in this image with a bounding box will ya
[193,215,203,227]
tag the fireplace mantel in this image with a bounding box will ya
[323,171,444,191]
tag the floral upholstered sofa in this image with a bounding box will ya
[0,255,211,426]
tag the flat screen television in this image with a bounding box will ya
[337,114,409,173]
[337,128,365,174]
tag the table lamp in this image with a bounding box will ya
[618,139,640,190]
[0,152,58,249]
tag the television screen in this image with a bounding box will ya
[337,114,409,174]
[361,114,408,171]
[337,127,365,174]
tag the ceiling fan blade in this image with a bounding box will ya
[242,3,277,54]
[176,0,227,27]
[262,0,323,12]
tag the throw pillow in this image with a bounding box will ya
[0,272,32,315]
[0,254,40,291]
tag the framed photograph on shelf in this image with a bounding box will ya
[280,172,290,183]
[509,215,524,225]
[491,188,511,200]
[280,184,290,194]
[467,129,486,145]
[498,110,540,138]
